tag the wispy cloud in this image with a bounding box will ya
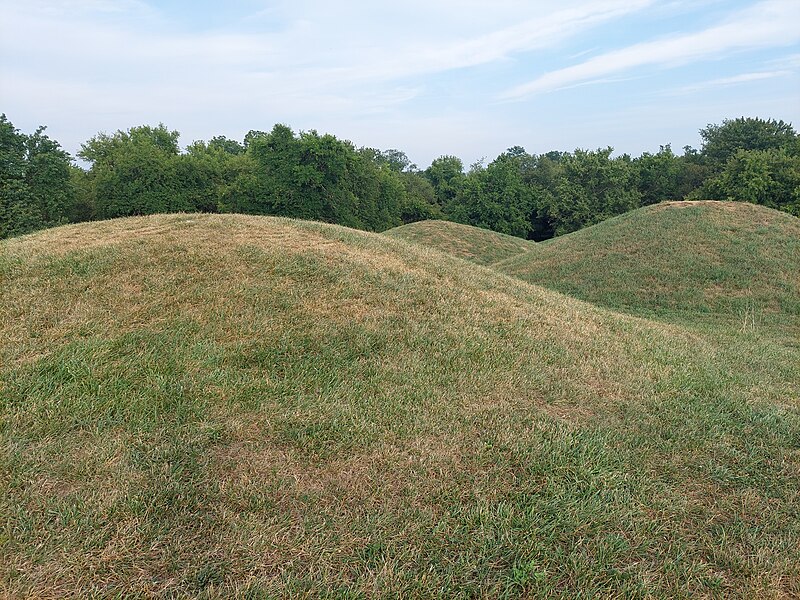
[355,0,654,81]
[2,0,797,167]
[669,70,793,95]
[13,0,154,18]
[0,0,656,116]
[766,53,800,70]
[2,0,655,83]
[499,0,800,100]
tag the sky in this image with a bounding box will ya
[1,0,799,168]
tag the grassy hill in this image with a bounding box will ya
[383,219,533,265]
[2,213,799,597]
[497,201,800,327]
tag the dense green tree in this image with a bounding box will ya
[0,114,74,238]
[79,124,187,218]
[175,141,233,213]
[216,152,259,215]
[449,149,535,238]
[243,130,269,149]
[80,124,180,165]
[23,126,75,227]
[425,155,464,208]
[674,146,711,199]
[689,117,800,216]
[7,113,800,239]
[695,148,800,215]
[397,172,442,223]
[357,148,439,223]
[544,148,640,236]
[376,148,416,173]
[297,130,362,226]
[224,124,404,231]
[208,135,245,156]
[634,145,684,205]
[370,168,404,231]
[700,117,798,171]
[281,129,354,223]
[522,153,564,240]
[1,114,31,238]
[67,165,96,223]
[244,124,327,219]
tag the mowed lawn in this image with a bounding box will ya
[383,219,534,266]
[496,201,800,330]
[1,210,799,598]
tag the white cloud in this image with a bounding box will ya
[2,0,797,167]
[5,0,154,18]
[670,70,793,95]
[0,0,656,144]
[766,53,800,70]
[1,0,655,86]
[499,0,800,99]
[341,0,654,81]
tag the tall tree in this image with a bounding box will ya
[208,135,245,156]
[523,152,565,241]
[377,149,416,173]
[449,148,535,238]
[0,114,74,238]
[175,141,233,213]
[698,148,800,216]
[425,155,464,209]
[397,172,442,223]
[700,117,798,171]
[634,145,684,205]
[79,124,186,218]
[226,124,404,231]
[544,148,641,236]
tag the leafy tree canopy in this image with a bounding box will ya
[3,114,798,240]
[425,155,464,207]
[0,114,75,238]
[700,117,798,170]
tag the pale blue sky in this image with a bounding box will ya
[1,0,798,168]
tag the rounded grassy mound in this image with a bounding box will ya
[2,213,799,597]
[497,201,800,325]
[383,219,533,265]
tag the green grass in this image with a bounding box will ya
[2,212,799,598]
[496,201,800,332]
[383,219,533,265]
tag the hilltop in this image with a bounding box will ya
[2,213,799,597]
[497,201,800,326]
[383,219,533,265]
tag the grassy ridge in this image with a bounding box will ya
[383,219,533,265]
[497,201,800,329]
[2,213,799,597]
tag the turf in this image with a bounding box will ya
[496,201,800,331]
[2,213,799,598]
[383,219,533,265]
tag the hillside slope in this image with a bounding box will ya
[497,201,800,325]
[383,219,533,265]
[2,213,799,597]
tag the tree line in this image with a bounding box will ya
[2,114,798,240]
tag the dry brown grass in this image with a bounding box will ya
[2,212,799,598]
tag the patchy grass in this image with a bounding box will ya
[497,201,800,331]
[1,212,799,598]
[383,219,533,265]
